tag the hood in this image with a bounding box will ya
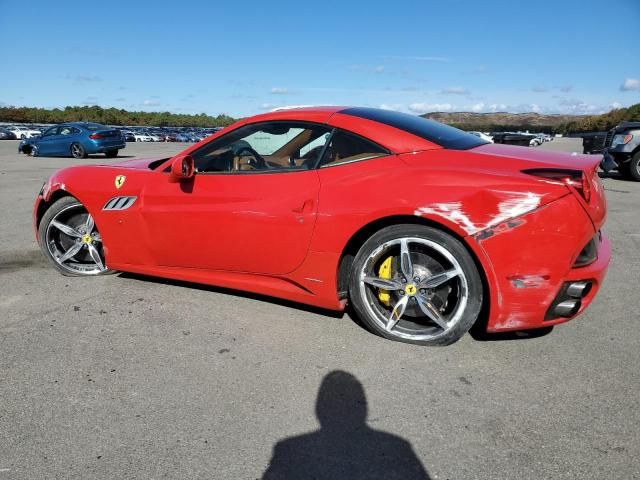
[472,143,599,171]
[103,157,166,170]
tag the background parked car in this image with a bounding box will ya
[601,121,640,181]
[490,132,538,147]
[467,131,494,143]
[18,122,125,158]
[134,132,154,142]
[7,125,41,139]
[119,130,136,142]
[0,127,17,140]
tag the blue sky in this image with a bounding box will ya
[1,0,638,117]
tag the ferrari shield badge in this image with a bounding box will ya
[115,175,126,189]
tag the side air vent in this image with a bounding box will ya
[103,196,137,211]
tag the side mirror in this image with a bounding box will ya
[169,154,195,182]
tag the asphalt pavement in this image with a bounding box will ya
[0,138,638,479]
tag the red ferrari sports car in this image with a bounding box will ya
[33,107,610,345]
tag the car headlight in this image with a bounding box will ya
[611,134,633,147]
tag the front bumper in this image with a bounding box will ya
[600,151,617,172]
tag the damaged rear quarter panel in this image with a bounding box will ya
[469,194,596,331]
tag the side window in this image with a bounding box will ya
[192,122,332,173]
[319,130,388,168]
[42,127,59,137]
[59,126,73,136]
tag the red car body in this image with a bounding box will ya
[34,107,610,333]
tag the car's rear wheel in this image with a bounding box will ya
[105,149,119,158]
[70,143,87,159]
[349,225,483,346]
[38,196,113,276]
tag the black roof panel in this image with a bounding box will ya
[340,107,489,150]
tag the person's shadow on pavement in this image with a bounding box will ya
[262,370,430,479]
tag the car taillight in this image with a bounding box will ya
[89,133,104,139]
[523,168,591,203]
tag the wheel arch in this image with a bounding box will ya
[36,190,79,231]
[336,214,492,330]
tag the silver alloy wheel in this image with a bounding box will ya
[71,144,83,158]
[45,204,106,275]
[357,237,468,342]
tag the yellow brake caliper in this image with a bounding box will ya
[378,256,393,306]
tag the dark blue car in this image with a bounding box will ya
[19,122,126,158]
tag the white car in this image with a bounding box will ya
[468,131,494,143]
[134,132,154,142]
[7,126,41,139]
[147,132,164,142]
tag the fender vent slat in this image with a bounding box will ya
[102,196,137,211]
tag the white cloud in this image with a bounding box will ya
[611,101,622,109]
[270,87,289,95]
[554,98,604,114]
[620,78,640,91]
[70,74,101,83]
[142,99,161,106]
[349,65,387,74]
[389,56,450,63]
[379,103,406,112]
[408,102,454,113]
[470,102,485,112]
[440,87,469,95]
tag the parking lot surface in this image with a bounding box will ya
[1,138,638,479]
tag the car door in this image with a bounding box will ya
[140,121,332,275]
[36,127,61,155]
[51,125,78,155]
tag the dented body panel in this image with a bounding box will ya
[34,107,610,333]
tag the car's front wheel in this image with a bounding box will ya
[349,225,483,346]
[38,196,113,276]
[624,152,640,182]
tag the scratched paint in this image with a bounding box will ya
[415,191,542,235]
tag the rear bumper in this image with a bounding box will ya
[473,193,610,333]
[88,141,126,153]
[485,230,610,332]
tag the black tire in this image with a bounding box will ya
[626,152,640,182]
[70,143,87,159]
[348,224,483,346]
[105,149,119,158]
[38,196,114,276]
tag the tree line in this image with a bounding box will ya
[562,103,640,133]
[445,103,640,134]
[1,103,638,133]
[0,105,236,127]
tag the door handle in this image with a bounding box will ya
[292,199,314,214]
